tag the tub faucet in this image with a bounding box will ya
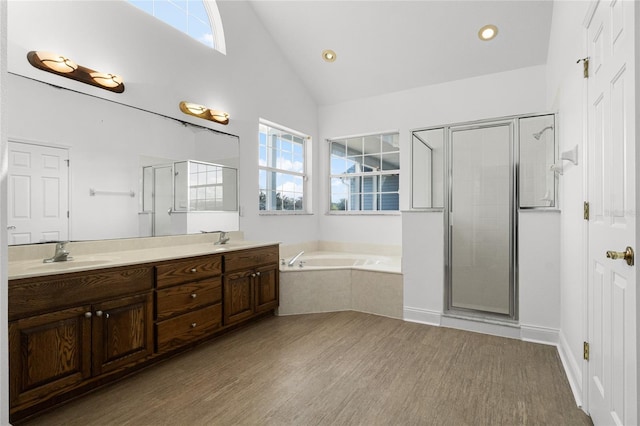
[43,241,71,263]
[287,251,304,267]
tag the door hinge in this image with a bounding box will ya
[577,57,589,78]
[64,159,70,167]
[583,341,590,361]
[584,201,590,220]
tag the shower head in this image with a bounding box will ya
[533,125,554,140]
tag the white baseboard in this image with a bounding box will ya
[520,323,560,346]
[403,307,442,326]
[557,331,584,408]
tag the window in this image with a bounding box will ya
[127,0,226,53]
[259,121,309,212]
[329,132,400,212]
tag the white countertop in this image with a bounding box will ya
[9,240,279,280]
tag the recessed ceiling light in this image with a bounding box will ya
[322,49,337,62]
[478,24,498,41]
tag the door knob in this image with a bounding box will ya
[606,246,634,266]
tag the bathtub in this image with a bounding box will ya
[278,251,403,319]
[279,251,401,274]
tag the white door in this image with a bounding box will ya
[586,1,637,425]
[7,141,69,245]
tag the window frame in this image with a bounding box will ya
[126,0,226,54]
[258,120,311,215]
[328,131,401,215]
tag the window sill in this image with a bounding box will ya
[259,211,314,216]
[326,211,401,216]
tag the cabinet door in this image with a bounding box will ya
[92,292,153,376]
[255,264,279,313]
[9,306,92,408]
[223,270,254,325]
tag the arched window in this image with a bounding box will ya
[128,0,226,54]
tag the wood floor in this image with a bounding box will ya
[22,311,592,426]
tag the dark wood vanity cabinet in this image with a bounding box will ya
[9,305,93,409]
[154,255,223,353]
[8,244,279,423]
[91,292,154,375]
[223,245,279,326]
[8,266,154,415]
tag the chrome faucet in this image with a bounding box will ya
[287,250,304,267]
[43,241,71,263]
[201,230,231,245]
[214,231,230,245]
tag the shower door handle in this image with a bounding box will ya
[605,246,634,266]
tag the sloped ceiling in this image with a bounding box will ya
[248,1,553,106]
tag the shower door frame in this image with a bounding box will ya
[444,118,519,321]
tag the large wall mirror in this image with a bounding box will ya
[6,75,239,245]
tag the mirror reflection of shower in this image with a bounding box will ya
[532,125,554,140]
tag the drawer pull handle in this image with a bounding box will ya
[84,311,92,318]
[191,293,197,299]
[191,268,197,273]
[191,322,197,328]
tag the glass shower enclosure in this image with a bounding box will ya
[411,113,556,320]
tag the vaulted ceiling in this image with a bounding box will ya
[248,1,553,106]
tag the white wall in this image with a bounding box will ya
[318,65,546,246]
[545,0,591,406]
[7,0,320,245]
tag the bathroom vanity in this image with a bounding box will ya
[7,240,279,423]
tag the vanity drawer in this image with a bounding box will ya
[156,278,222,321]
[155,304,222,353]
[224,246,279,272]
[155,255,222,289]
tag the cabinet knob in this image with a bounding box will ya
[95,310,103,317]
[251,273,256,277]
[84,312,92,318]
[191,268,197,273]
[256,271,261,276]
[191,293,197,299]
[191,322,197,328]
[105,313,110,319]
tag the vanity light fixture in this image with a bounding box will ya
[30,51,78,73]
[478,24,498,41]
[27,51,125,93]
[322,49,337,62]
[179,101,230,125]
[89,72,124,89]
